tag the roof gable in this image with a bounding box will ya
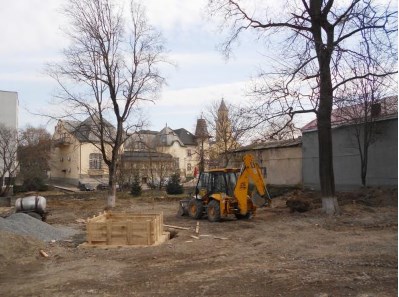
[61,115,116,143]
[174,128,196,145]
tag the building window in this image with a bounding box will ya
[187,163,192,171]
[187,149,192,157]
[89,153,102,169]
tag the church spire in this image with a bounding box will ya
[219,98,228,112]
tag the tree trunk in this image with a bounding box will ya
[107,162,117,208]
[322,196,340,215]
[317,53,340,215]
[107,184,116,208]
[308,0,340,215]
[360,152,368,187]
[361,126,369,187]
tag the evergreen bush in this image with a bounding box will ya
[130,174,142,197]
[22,177,48,192]
[166,173,184,195]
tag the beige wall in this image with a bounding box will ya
[158,142,199,178]
[230,146,302,186]
[51,130,81,181]
[50,121,110,184]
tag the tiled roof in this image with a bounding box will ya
[302,96,398,132]
[194,118,209,138]
[63,115,116,143]
[158,126,184,146]
[174,128,196,145]
[233,137,302,152]
[128,125,202,149]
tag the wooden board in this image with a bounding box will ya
[85,211,166,247]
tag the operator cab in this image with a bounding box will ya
[195,169,239,199]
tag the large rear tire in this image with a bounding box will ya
[207,200,221,222]
[188,198,203,219]
[235,212,252,220]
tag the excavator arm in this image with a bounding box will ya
[233,154,271,215]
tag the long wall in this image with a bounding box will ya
[302,118,398,190]
[229,145,302,186]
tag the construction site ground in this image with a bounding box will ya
[0,187,397,297]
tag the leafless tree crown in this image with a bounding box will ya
[48,0,168,207]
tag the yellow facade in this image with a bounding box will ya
[50,120,109,185]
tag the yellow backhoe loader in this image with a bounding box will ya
[179,154,271,222]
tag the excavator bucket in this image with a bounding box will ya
[251,189,272,207]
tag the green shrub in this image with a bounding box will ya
[22,177,48,192]
[130,175,142,197]
[166,173,184,195]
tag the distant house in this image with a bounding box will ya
[50,116,114,186]
[120,151,176,187]
[302,96,398,189]
[125,120,210,182]
[227,138,303,187]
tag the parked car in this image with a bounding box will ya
[97,183,122,191]
[96,183,109,191]
[78,183,95,191]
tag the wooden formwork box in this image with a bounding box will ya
[84,211,169,247]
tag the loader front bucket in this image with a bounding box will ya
[177,199,190,216]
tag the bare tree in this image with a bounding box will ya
[335,50,397,187]
[18,126,52,188]
[253,115,301,142]
[48,0,167,207]
[208,0,397,214]
[0,124,18,197]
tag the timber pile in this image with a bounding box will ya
[81,211,169,248]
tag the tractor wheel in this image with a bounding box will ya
[188,199,203,219]
[235,212,252,220]
[207,200,221,222]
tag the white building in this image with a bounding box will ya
[0,90,19,129]
[0,91,19,191]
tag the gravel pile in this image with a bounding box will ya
[0,213,78,242]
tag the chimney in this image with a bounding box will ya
[371,103,381,117]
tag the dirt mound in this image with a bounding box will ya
[0,213,78,242]
[0,231,45,267]
[276,187,397,211]
[338,187,398,207]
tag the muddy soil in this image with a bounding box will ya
[0,188,397,297]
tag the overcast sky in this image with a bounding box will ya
[0,0,312,133]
